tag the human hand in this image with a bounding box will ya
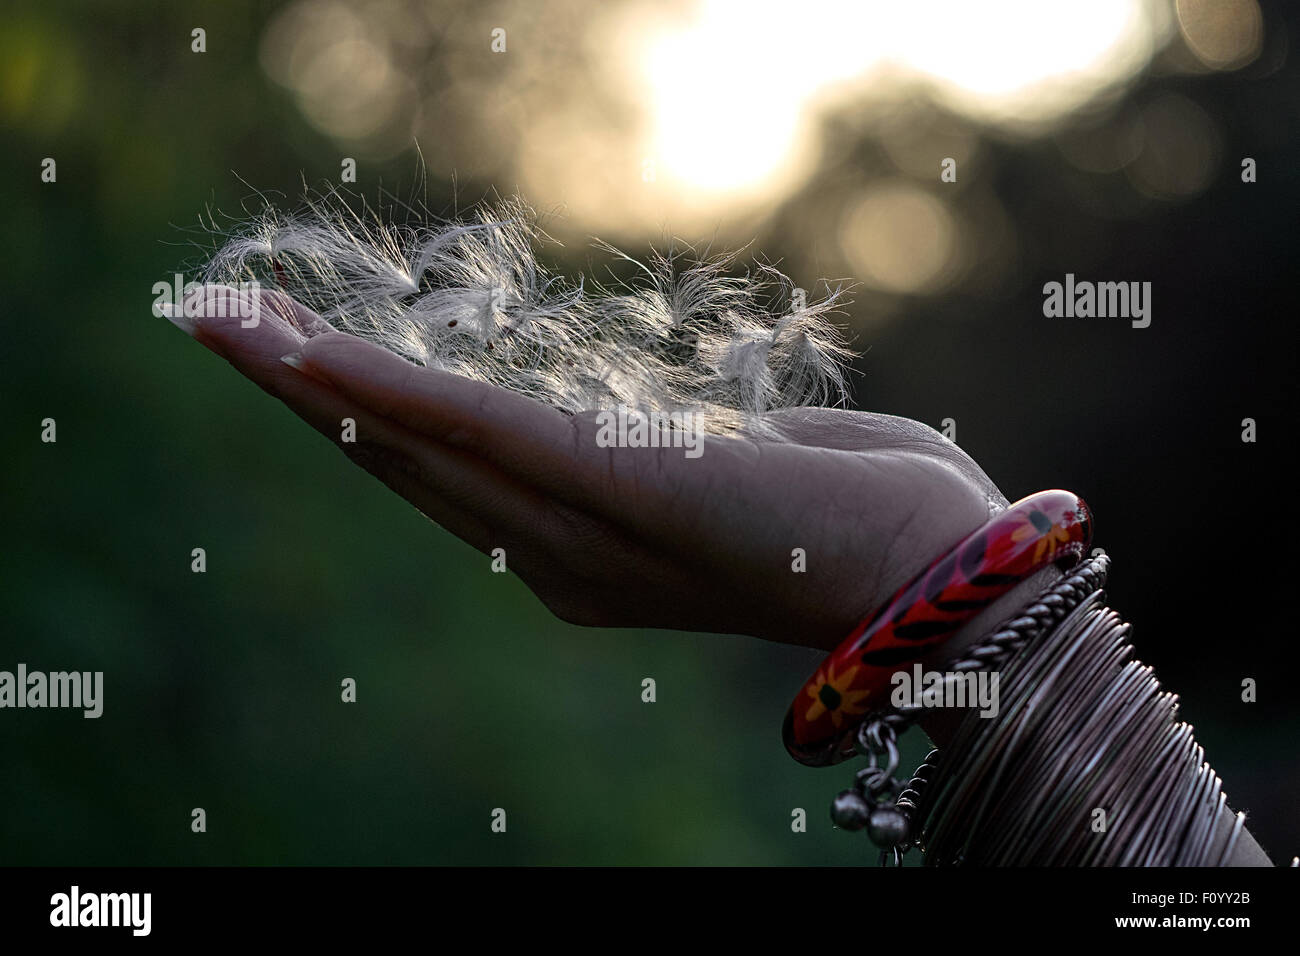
[166,286,1008,651]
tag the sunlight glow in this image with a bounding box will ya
[642,0,1167,195]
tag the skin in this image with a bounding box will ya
[163,285,1272,865]
[167,285,1009,652]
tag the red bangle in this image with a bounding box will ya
[783,489,1093,766]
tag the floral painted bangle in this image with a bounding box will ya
[783,489,1093,766]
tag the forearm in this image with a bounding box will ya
[907,565,1274,866]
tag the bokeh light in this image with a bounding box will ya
[1175,0,1263,70]
[638,0,1169,204]
[839,182,959,294]
[244,0,1269,284]
[253,0,1195,237]
[1125,92,1221,199]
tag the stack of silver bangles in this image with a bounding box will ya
[838,554,1249,866]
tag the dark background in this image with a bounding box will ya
[1,0,1295,863]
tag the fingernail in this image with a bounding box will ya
[158,301,199,337]
[281,352,332,385]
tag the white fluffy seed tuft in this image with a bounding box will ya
[202,192,856,437]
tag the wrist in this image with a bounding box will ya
[913,564,1063,749]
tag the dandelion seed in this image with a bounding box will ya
[202,190,856,437]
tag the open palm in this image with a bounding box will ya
[173,287,1008,651]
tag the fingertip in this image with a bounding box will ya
[280,351,334,387]
[185,285,282,337]
[298,330,417,387]
[298,329,367,357]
